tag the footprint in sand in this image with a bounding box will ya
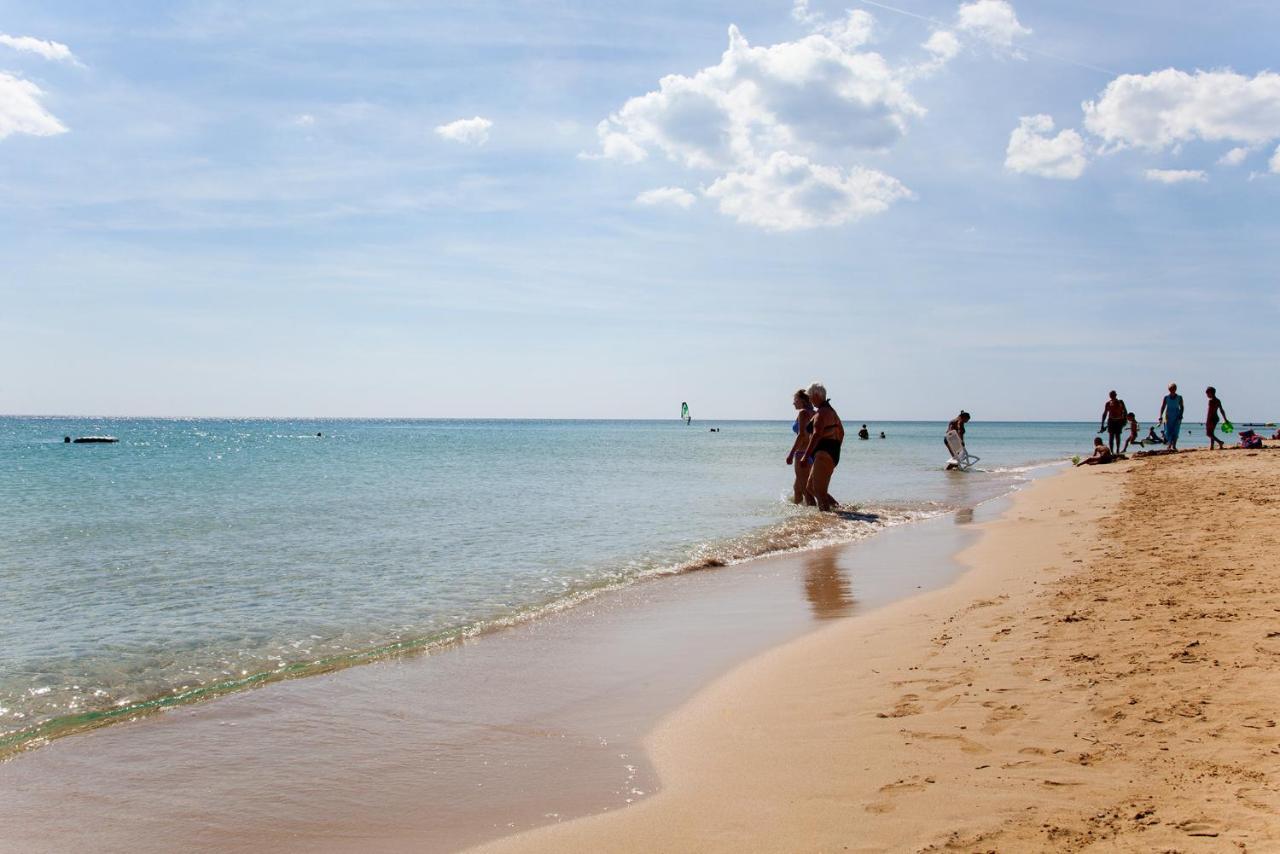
[876,694,922,718]
[901,729,990,755]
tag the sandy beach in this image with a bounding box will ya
[475,449,1280,852]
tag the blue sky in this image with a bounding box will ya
[2,0,1278,420]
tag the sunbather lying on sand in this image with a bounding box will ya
[1076,437,1125,466]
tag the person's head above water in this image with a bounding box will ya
[793,389,811,410]
[807,382,827,403]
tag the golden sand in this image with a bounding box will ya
[474,450,1280,852]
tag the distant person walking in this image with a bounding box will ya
[1158,383,1184,451]
[1100,390,1128,454]
[800,382,844,512]
[1205,386,1230,450]
[785,389,817,506]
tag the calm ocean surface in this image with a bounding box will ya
[1,417,1088,753]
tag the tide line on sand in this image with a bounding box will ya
[473,448,1280,852]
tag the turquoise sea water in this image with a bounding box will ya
[1,417,1088,753]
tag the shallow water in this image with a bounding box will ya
[0,417,1087,751]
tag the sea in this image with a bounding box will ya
[0,417,1089,755]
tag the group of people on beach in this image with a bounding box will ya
[786,383,845,512]
[1077,383,1232,466]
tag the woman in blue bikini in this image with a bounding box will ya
[785,388,817,506]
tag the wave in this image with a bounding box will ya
[0,500,948,759]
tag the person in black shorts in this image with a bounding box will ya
[800,382,845,512]
[1099,390,1127,454]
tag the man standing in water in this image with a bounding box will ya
[1205,386,1230,450]
[1099,390,1128,455]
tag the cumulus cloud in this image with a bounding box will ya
[1144,168,1207,184]
[1271,145,1280,174]
[434,116,492,145]
[592,23,920,171]
[0,72,67,140]
[1004,115,1086,179]
[705,152,912,231]
[0,33,78,64]
[1217,146,1250,166]
[587,20,929,229]
[635,187,697,208]
[955,0,1031,52]
[1083,69,1280,152]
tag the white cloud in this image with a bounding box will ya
[291,113,316,127]
[1217,146,1250,166]
[1082,69,1280,152]
[434,116,492,145]
[1270,145,1280,174]
[1143,168,1207,184]
[591,24,922,172]
[1004,115,1086,179]
[924,30,962,64]
[955,0,1031,52]
[0,33,77,64]
[635,187,697,208]
[0,72,67,140]
[705,151,912,231]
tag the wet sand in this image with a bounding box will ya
[1,500,1000,853]
[475,450,1280,852]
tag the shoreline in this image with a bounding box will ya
[473,449,1280,852]
[0,479,1021,853]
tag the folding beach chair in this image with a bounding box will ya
[945,429,980,471]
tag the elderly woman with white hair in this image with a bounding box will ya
[798,381,845,512]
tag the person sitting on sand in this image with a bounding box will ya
[1205,386,1229,450]
[1076,437,1117,466]
[1121,412,1140,453]
[1158,383,1183,451]
[857,424,870,440]
[800,382,844,512]
[785,389,817,507]
[1100,390,1128,455]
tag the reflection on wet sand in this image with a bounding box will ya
[803,550,855,619]
[954,507,975,525]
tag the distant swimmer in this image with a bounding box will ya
[799,382,844,512]
[316,432,322,438]
[785,388,817,506]
[857,424,870,440]
[879,431,886,439]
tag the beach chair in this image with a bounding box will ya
[945,429,979,471]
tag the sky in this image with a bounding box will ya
[2,0,1278,420]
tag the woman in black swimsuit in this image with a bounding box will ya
[800,382,844,512]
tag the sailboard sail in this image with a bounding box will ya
[681,402,691,425]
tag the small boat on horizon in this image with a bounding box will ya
[67,436,119,444]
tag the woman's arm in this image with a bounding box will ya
[787,412,812,459]
[1158,397,1167,421]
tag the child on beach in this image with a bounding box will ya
[1121,412,1140,453]
[1205,387,1229,449]
[1076,437,1117,466]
